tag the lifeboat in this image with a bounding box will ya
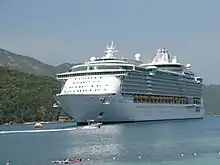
[143,96,147,102]
[133,95,138,102]
[137,96,142,102]
[139,96,144,102]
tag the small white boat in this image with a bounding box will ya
[34,122,43,128]
[82,120,102,129]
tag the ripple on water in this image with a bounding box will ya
[1,117,220,165]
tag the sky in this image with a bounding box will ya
[0,0,219,84]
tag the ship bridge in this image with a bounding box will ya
[56,41,145,79]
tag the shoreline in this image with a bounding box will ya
[1,114,220,126]
[2,120,76,126]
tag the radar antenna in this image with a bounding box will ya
[104,41,118,58]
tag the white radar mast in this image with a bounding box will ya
[104,41,118,58]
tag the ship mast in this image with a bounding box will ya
[103,41,118,58]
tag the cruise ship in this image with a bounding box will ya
[54,41,205,125]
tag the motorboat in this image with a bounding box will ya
[34,122,43,128]
[82,120,102,129]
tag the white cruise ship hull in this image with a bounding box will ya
[55,94,205,125]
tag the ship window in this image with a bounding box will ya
[89,65,122,70]
[121,66,133,70]
[135,66,146,72]
[71,66,88,72]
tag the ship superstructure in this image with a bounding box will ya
[55,42,204,125]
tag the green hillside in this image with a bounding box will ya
[0,67,62,124]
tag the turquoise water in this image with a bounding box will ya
[1,116,220,164]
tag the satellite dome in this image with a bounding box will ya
[90,56,96,61]
[186,63,191,69]
[135,53,141,60]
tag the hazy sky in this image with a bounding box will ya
[0,0,219,84]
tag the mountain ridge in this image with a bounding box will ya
[0,48,74,77]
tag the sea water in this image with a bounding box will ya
[1,116,220,165]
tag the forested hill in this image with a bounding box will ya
[0,67,62,124]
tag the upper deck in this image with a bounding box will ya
[56,41,201,81]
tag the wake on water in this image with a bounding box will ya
[0,126,98,135]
